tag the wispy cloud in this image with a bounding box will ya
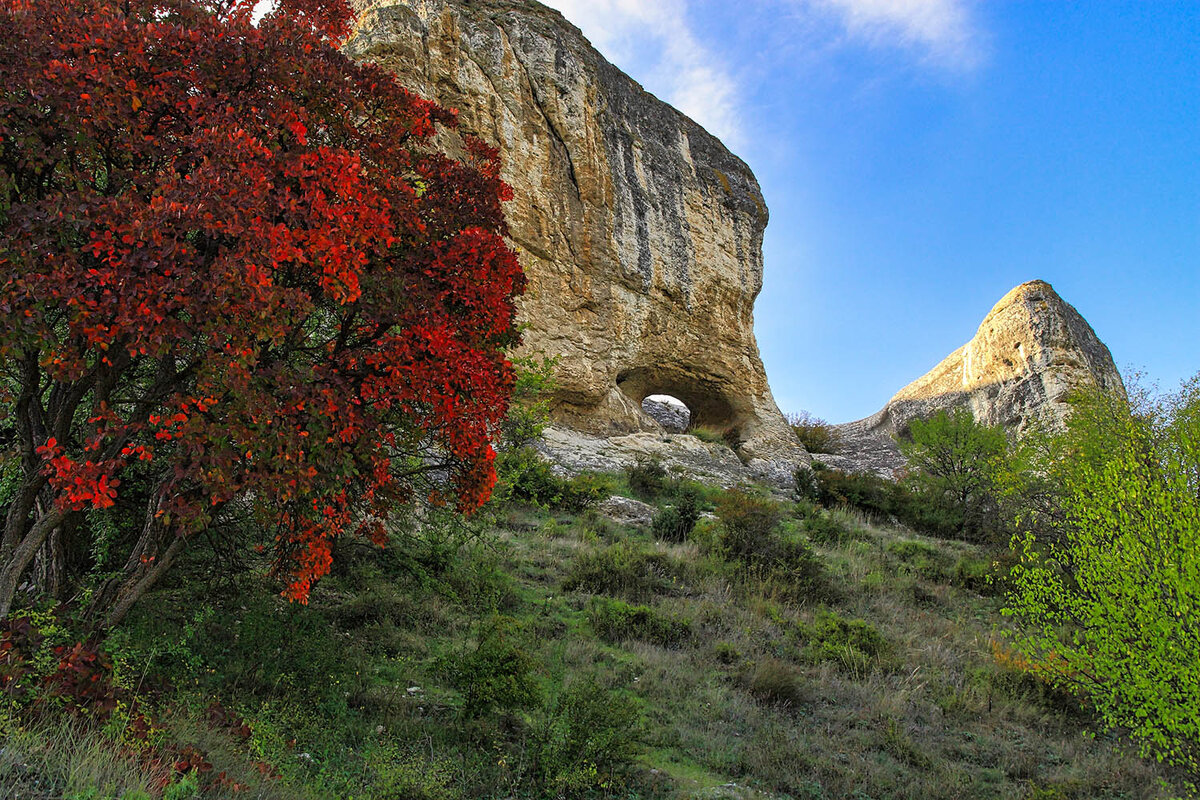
[540,0,746,149]
[805,0,984,69]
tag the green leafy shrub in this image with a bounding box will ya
[493,447,604,511]
[626,458,669,500]
[367,747,461,800]
[798,609,889,675]
[886,539,953,582]
[1004,377,1200,779]
[899,408,1008,542]
[713,490,835,600]
[587,598,691,648]
[802,511,852,545]
[650,484,704,543]
[815,467,904,520]
[527,676,641,796]
[562,544,677,600]
[445,615,539,718]
[714,489,786,565]
[786,412,842,454]
[793,465,820,503]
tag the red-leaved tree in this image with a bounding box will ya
[0,0,524,626]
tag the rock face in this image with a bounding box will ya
[537,427,797,493]
[346,0,806,471]
[825,280,1125,477]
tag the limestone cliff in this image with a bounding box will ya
[345,0,805,469]
[825,280,1125,476]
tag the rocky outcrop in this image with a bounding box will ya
[537,427,797,493]
[825,280,1125,477]
[346,0,806,474]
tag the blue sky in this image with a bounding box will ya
[540,0,1199,423]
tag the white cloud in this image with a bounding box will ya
[807,0,983,69]
[540,0,746,149]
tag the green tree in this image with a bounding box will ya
[1003,377,1200,784]
[899,408,1008,540]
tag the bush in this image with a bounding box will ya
[650,485,704,543]
[802,511,852,545]
[587,598,691,648]
[493,448,604,511]
[886,539,953,582]
[742,657,807,708]
[527,676,641,796]
[714,490,786,565]
[445,616,540,718]
[793,465,820,503]
[786,412,842,454]
[798,609,889,675]
[815,467,903,520]
[562,544,677,600]
[625,458,669,500]
[899,408,1008,542]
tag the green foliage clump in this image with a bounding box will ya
[626,458,669,500]
[445,615,539,718]
[793,464,820,503]
[367,747,462,800]
[787,411,843,454]
[714,490,786,565]
[797,609,889,675]
[1004,377,1200,781]
[899,408,1008,542]
[526,676,642,796]
[689,425,730,446]
[562,543,678,600]
[813,466,906,521]
[650,484,704,543]
[802,510,853,545]
[492,447,604,511]
[742,657,807,708]
[887,539,954,582]
[587,598,691,648]
[713,490,834,600]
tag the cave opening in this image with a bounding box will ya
[617,367,738,436]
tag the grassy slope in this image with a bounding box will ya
[1,477,1182,800]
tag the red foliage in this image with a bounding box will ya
[0,0,524,607]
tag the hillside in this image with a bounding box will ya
[2,463,1183,799]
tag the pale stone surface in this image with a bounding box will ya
[346,0,807,473]
[827,280,1125,477]
[536,427,795,491]
[597,495,656,528]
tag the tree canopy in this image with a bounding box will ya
[1004,378,1200,782]
[0,0,525,626]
